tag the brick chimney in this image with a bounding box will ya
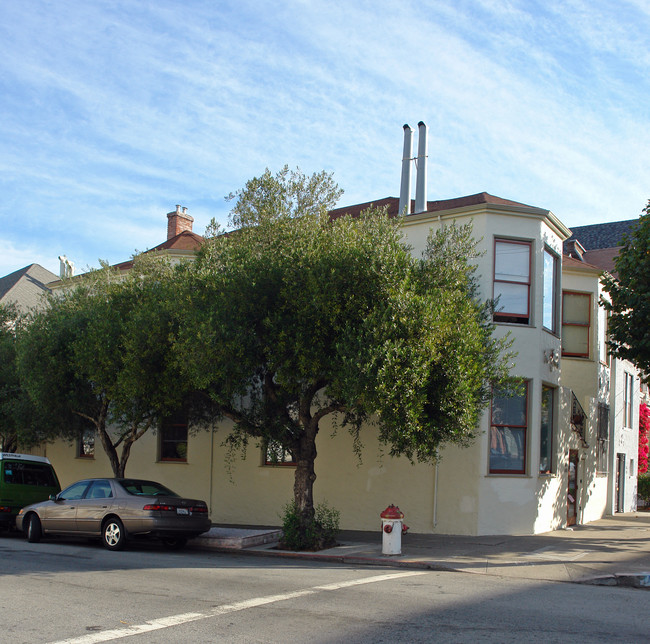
[167,205,194,240]
[565,239,585,261]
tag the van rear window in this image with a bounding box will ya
[3,462,57,487]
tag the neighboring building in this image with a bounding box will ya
[47,205,204,291]
[561,256,639,523]
[0,264,58,313]
[561,220,641,518]
[564,219,637,276]
[25,130,642,536]
[0,264,58,452]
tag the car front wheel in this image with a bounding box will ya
[26,514,42,543]
[102,518,126,551]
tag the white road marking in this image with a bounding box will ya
[47,571,426,644]
[525,546,588,561]
[313,570,425,591]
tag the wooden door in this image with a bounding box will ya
[567,450,579,526]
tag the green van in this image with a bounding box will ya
[0,453,61,531]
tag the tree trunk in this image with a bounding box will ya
[96,426,120,477]
[293,433,317,530]
[118,435,135,478]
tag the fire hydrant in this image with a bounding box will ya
[380,504,408,555]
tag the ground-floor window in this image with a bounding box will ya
[490,382,528,474]
[539,386,555,474]
[597,403,610,474]
[77,428,95,458]
[264,439,296,466]
[159,410,188,462]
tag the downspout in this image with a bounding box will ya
[209,427,215,517]
[432,462,439,529]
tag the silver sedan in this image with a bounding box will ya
[16,478,211,550]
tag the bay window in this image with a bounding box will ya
[490,382,528,474]
[543,248,558,332]
[539,386,554,474]
[493,239,531,324]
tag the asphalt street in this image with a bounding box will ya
[2,532,648,643]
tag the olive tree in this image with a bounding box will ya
[0,303,23,452]
[16,255,184,476]
[173,167,512,545]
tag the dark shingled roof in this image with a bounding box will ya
[0,264,59,312]
[566,220,638,251]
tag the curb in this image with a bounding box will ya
[581,573,650,589]
[190,539,464,573]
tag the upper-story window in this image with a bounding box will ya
[542,248,558,333]
[493,240,531,325]
[624,372,634,428]
[598,307,610,366]
[562,291,590,357]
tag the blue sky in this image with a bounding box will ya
[2,0,649,277]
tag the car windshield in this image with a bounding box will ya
[118,479,180,497]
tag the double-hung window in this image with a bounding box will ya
[624,373,634,428]
[159,410,188,462]
[490,382,528,474]
[539,386,555,474]
[598,308,610,366]
[493,240,531,324]
[543,248,558,333]
[562,291,591,357]
[597,403,610,473]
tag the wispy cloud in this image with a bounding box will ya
[1,0,648,276]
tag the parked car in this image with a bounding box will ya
[0,453,60,531]
[16,478,211,550]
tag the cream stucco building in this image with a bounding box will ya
[36,189,640,536]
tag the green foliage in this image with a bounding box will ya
[226,165,343,230]
[279,500,340,551]
[602,200,650,380]
[638,474,650,505]
[0,303,23,451]
[174,166,512,543]
[15,254,186,476]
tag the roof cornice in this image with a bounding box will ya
[400,202,573,240]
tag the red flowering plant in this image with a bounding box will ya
[639,403,650,474]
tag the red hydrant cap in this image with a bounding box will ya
[380,504,404,519]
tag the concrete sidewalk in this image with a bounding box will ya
[192,513,650,589]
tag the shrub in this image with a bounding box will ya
[638,474,650,506]
[639,404,649,474]
[279,501,340,551]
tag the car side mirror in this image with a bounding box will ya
[49,494,58,502]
